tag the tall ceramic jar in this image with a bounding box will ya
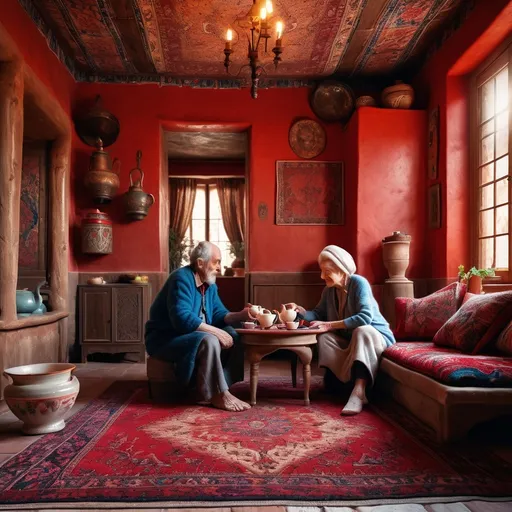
[82,209,113,254]
[382,231,412,282]
[3,363,80,435]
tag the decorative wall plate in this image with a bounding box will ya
[289,119,326,159]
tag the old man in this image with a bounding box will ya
[145,241,253,412]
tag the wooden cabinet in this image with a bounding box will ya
[78,284,150,363]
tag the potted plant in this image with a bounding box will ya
[457,265,496,294]
[229,241,245,277]
[169,229,193,272]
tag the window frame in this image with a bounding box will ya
[470,39,512,282]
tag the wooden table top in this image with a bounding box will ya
[235,326,320,335]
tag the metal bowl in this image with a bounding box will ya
[310,80,355,123]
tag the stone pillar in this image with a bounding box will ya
[381,231,414,328]
[0,61,23,323]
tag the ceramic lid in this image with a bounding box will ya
[382,231,411,243]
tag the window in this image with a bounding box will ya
[472,44,511,280]
[185,182,233,268]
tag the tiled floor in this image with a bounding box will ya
[0,361,510,511]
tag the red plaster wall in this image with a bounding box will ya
[355,107,427,283]
[413,0,512,278]
[1,0,75,114]
[72,85,350,273]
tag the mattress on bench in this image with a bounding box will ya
[382,341,512,388]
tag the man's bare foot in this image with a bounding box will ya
[211,391,251,412]
[341,388,367,416]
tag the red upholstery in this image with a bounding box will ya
[383,342,512,388]
[394,282,466,340]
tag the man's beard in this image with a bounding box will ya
[205,271,217,285]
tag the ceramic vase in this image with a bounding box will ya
[468,275,483,294]
[81,209,113,254]
[3,363,80,435]
[382,231,412,282]
[381,81,414,109]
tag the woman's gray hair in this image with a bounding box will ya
[190,241,213,269]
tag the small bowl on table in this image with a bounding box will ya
[242,322,257,330]
[285,321,299,330]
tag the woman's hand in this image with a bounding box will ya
[309,320,332,332]
[282,302,306,316]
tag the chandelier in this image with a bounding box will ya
[223,0,284,99]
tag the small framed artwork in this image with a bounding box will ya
[428,106,439,180]
[276,160,344,225]
[428,183,441,229]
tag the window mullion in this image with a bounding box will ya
[205,184,210,242]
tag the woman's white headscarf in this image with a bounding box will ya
[318,245,356,276]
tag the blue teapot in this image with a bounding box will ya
[16,280,47,317]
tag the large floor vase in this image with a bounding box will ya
[3,363,80,435]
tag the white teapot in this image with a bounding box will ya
[249,304,263,317]
[279,304,297,323]
[257,308,277,328]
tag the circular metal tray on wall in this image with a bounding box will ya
[74,96,120,148]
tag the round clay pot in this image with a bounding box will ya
[3,363,80,435]
[356,95,377,108]
[382,231,412,282]
[381,81,414,109]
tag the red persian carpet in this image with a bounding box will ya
[0,378,511,506]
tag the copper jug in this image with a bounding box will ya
[84,138,120,204]
[124,150,155,220]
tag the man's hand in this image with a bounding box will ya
[283,302,306,316]
[309,320,332,332]
[215,328,234,349]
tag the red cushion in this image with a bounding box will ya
[497,321,512,356]
[383,341,512,387]
[394,282,466,340]
[433,291,512,354]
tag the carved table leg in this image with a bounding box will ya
[289,346,313,405]
[247,345,278,406]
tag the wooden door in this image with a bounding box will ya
[80,287,112,343]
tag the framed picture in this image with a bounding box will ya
[428,106,439,180]
[428,183,441,229]
[276,160,344,225]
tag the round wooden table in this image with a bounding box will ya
[236,327,318,406]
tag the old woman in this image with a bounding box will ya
[285,245,395,416]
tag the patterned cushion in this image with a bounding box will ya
[497,321,512,356]
[383,342,512,387]
[394,282,466,340]
[433,291,512,354]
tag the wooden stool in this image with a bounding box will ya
[146,357,181,402]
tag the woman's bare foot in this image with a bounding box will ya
[341,388,367,416]
[211,391,251,412]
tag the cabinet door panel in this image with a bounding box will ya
[81,289,112,343]
[112,287,143,343]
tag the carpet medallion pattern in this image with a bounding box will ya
[0,379,510,505]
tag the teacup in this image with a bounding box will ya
[285,321,299,330]
[242,322,256,329]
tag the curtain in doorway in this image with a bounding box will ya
[216,178,245,244]
[170,178,197,239]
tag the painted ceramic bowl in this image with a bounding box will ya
[3,363,80,435]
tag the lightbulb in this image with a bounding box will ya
[276,21,283,39]
[260,7,267,20]
[266,0,273,14]
[226,28,233,41]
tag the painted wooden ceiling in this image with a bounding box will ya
[22,0,466,82]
